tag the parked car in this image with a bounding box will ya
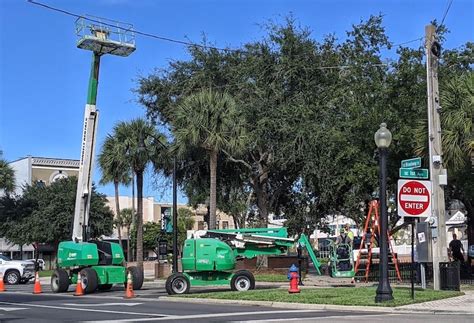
[25,258,45,271]
[0,254,36,284]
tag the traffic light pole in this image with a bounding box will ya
[425,24,449,290]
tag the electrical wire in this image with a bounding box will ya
[440,0,454,28]
[27,0,420,71]
[27,0,245,53]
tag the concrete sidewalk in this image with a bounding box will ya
[396,290,474,314]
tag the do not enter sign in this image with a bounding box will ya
[397,180,432,217]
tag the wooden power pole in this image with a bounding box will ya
[425,24,449,290]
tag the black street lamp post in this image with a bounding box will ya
[374,123,394,303]
[146,135,179,273]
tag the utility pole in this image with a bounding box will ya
[425,24,449,290]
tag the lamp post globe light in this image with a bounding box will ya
[374,123,394,303]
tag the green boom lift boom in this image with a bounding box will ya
[165,227,321,295]
[51,17,139,294]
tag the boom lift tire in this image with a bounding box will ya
[80,267,98,294]
[165,273,190,295]
[51,269,70,293]
[124,266,144,290]
[230,270,255,291]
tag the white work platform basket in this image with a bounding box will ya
[75,16,136,56]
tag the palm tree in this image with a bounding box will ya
[415,72,474,244]
[415,73,473,171]
[114,119,167,271]
[0,151,15,194]
[98,135,132,250]
[439,73,473,171]
[173,89,245,229]
[120,208,135,262]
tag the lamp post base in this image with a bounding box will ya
[375,284,394,303]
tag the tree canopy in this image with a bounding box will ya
[0,177,113,247]
[136,15,473,234]
[0,152,15,194]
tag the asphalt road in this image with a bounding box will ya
[0,282,471,323]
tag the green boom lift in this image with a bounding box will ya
[51,17,140,294]
[165,227,321,295]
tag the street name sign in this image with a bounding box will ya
[401,157,421,169]
[399,168,429,179]
[398,179,432,217]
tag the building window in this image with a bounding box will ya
[49,170,68,183]
[222,221,229,229]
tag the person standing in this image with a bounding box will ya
[344,223,354,247]
[449,233,465,264]
[336,228,352,245]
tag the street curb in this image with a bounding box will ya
[159,296,391,312]
[4,289,472,315]
[159,296,474,315]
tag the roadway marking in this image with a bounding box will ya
[0,302,173,318]
[82,309,324,322]
[63,303,142,307]
[0,307,29,312]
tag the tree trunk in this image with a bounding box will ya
[131,175,136,262]
[209,150,218,230]
[136,171,144,272]
[252,168,269,227]
[127,224,132,263]
[114,180,122,249]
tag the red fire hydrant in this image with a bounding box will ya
[287,264,300,293]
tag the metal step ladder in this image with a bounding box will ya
[354,200,402,282]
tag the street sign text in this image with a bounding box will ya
[399,168,429,179]
[401,157,421,169]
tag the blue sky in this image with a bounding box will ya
[0,0,473,203]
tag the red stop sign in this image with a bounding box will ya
[398,180,431,217]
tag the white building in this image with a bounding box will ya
[1,156,79,266]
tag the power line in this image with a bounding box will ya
[27,0,245,54]
[440,0,454,28]
[27,0,420,71]
[390,37,424,48]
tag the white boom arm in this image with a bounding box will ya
[72,104,99,242]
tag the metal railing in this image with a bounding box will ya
[75,15,135,47]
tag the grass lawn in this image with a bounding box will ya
[254,272,310,282]
[254,273,288,282]
[38,270,53,278]
[179,287,463,307]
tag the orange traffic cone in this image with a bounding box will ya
[124,271,135,299]
[33,272,42,294]
[74,272,84,296]
[0,272,6,292]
